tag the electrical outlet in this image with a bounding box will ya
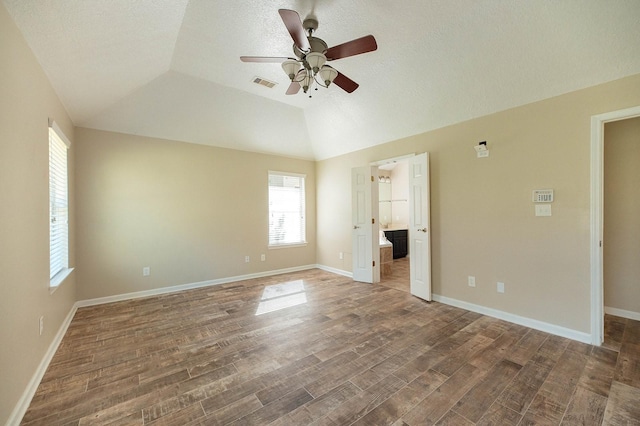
[245,256,250,263]
[261,254,266,261]
[497,282,505,293]
[339,252,343,260]
[143,267,150,276]
[468,276,476,287]
[39,316,44,336]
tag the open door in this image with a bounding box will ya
[409,153,431,301]
[352,166,380,283]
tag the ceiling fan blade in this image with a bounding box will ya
[285,81,301,95]
[325,35,377,61]
[333,72,359,93]
[240,56,292,63]
[278,9,310,52]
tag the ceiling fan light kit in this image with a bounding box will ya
[282,59,300,80]
[319,66,338,87]
[241,9,377,97]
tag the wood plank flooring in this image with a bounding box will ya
[21,266,640,425]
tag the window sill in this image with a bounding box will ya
[268,242,308,250]
[50,267,74,294]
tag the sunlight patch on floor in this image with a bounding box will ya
[255,279,307,315]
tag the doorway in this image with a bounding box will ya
[602,116,640,350]
[352,154,431,300]
[377,159,411,293]
[590,105,640,345]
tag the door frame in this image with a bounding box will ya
[371,153,432,301]
[371,154,415,282]
[590,105,640,345]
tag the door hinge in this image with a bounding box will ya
[372,260,375,267]
[372,218,375,224]
[600,241,602,247]
[371,175,374,182]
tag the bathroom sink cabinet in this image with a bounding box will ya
[384,229,408,259]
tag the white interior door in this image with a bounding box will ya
[352,166,379,283]
[409,153,431,301]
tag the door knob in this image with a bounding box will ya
[418,228,427,232]
[353,225,360,229]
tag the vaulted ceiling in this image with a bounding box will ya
[4,0,640,160]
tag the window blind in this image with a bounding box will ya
[49,122,69,281]
[268,172,306,246]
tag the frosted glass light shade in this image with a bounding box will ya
[318,65,338,86]
[306,52,326,73]
[301,70,313,93]
[282,59,301,81]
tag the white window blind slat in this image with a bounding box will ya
[268,172,306,247]
[49,123,69,282]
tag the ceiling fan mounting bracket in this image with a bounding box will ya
[303,17,319,34]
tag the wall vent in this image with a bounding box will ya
[252,77,277,89]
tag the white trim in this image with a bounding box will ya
[267,170,306,178]
[47,118,71,147]
[605,306,640,321]
[7,304,77,426]
[590,105,640,346]
[76,265,317,307]
[432,294,591,344]
[49,267,74,293]
[315,264,353,278]
[370,153,415,167]
[268,242,308,250]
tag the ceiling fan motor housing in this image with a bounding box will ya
[293,36,328,60]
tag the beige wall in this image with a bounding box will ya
[0,3,76,423]
[317,73,640,334]
[74,128,316,300]
[604,117,640,315]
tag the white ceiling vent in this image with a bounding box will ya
[252,77,277,89]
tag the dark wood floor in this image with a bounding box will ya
[21,266,640,425]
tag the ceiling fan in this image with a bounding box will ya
[240,9,377,97]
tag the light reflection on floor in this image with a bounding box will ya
[255,279,307,315]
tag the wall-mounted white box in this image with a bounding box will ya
[535,204,552,216]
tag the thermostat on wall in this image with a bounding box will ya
[533,189,554,203]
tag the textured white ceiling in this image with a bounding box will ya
[4,0,640,160]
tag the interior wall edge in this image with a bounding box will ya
[6,305,78,426]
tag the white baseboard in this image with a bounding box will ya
[432,294,592,344]
[315,264,352,278]
[605,306,640,321]
[77,264,318,307]
[6,304,78,426]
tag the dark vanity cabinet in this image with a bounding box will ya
[384,229,408,259]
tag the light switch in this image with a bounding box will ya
[535,204,552,217]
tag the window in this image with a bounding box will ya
[268,172,306,247]
[49,120,71,287]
